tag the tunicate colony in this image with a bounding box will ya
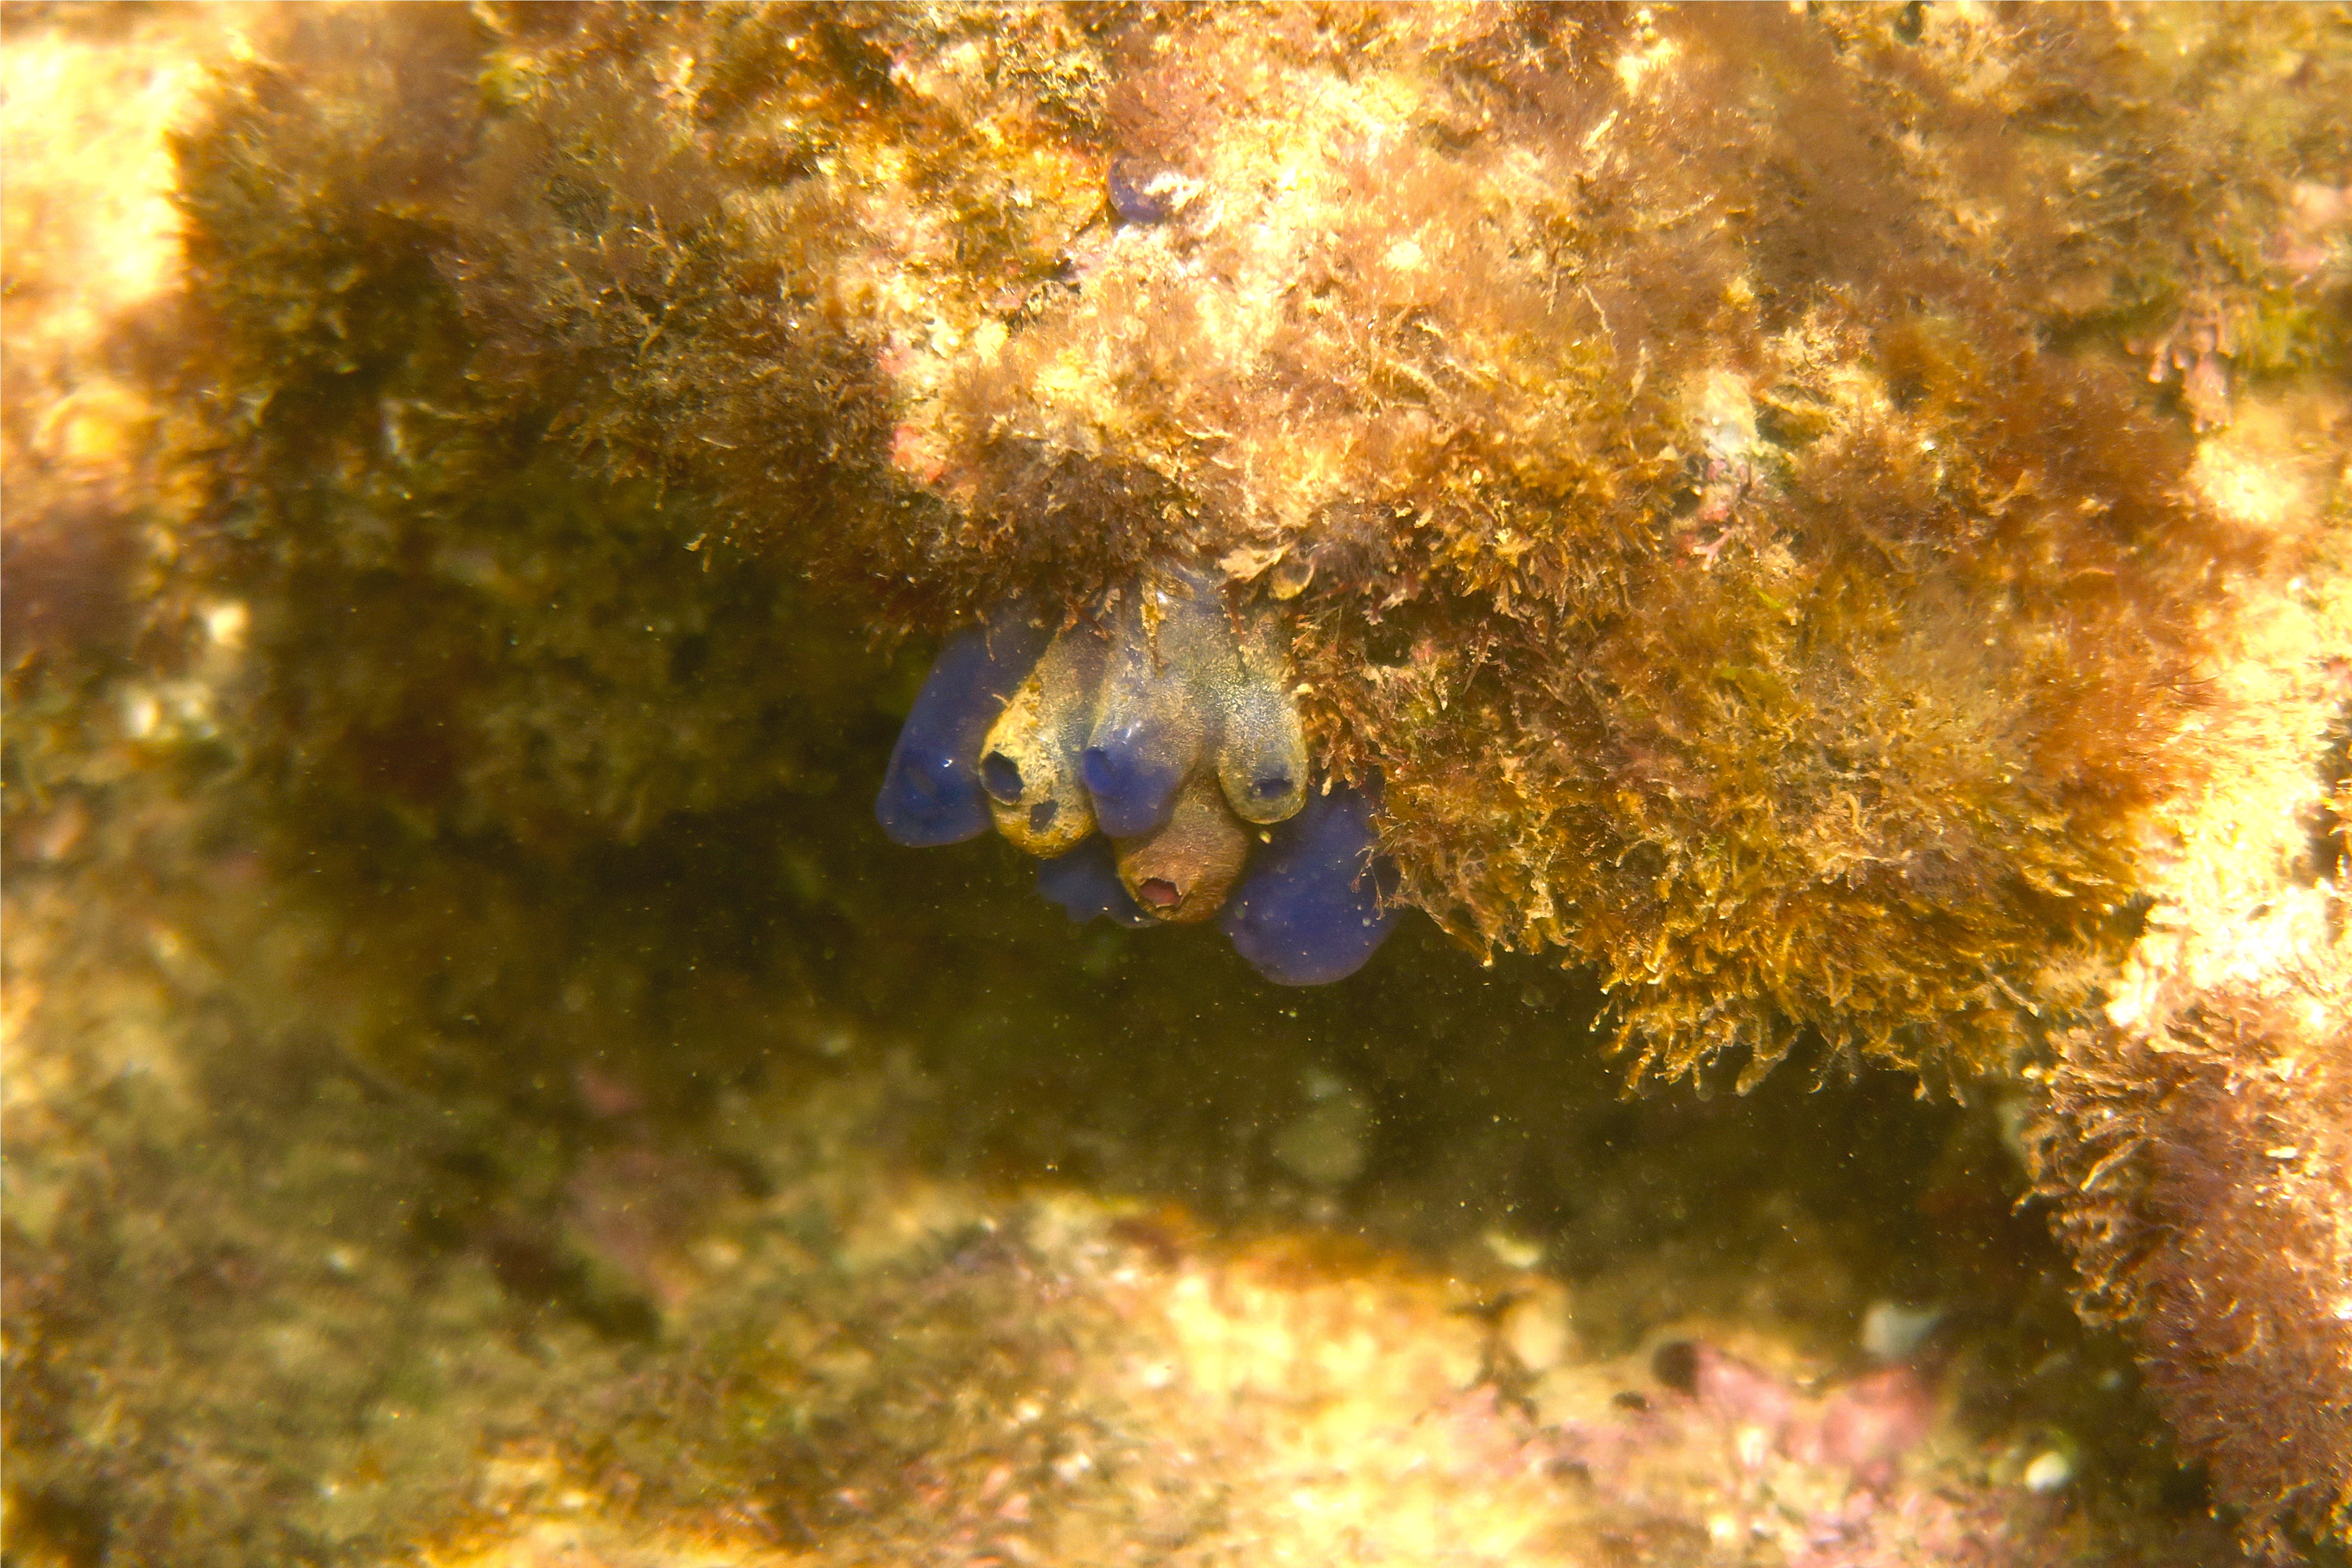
[877,569,1398,984]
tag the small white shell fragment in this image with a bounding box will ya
[1500,1286,1574,1373]
[1860,1299,1945,1363]
[2023,1449,2075,1493]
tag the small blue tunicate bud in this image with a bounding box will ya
[1217,781,1399,984]
[1036,836,1157,928]
[1107,155,1173,225]
[1107,156,1201,227]
[875,615,1049,846]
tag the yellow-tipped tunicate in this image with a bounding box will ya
[1214,604,1309,827]
[979,624,1107,858]
[1114,771,1251,925]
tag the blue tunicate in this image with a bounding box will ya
[874,617,1049,846]
[1081,585,1214,838]
[1036,837,1157,928]
[1217,781,1399,984]
[1080,731,1190,840]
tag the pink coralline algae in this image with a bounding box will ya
[1518,1339,2034,1568]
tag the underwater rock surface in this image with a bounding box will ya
[3,3,2350,1564]
[2027,396,2352,1555]
[283,0,2338,1089]
[106,0,2348,1083]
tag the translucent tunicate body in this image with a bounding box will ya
[1213,604,1310,825]
[1114,771,1250,923]
[1080,579,1221,840]
[979,626,1107,857]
